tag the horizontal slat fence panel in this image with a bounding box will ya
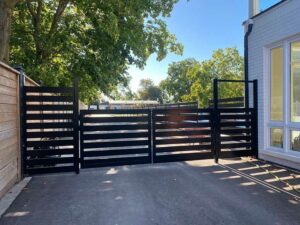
[80,109,151,168]
[217,108,255,159]
[24,85,78,175]
[153,108,213,163]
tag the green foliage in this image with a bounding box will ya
[10,0,183,104]
[137,79,163,103]
[162,47,244,107]
[160,58,200,102]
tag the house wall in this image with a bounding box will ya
[247,0,300,169]
[0,62,38,199]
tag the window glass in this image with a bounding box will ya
[270,128,283,148]
[291,130,300,152]
[291,42,300,122]
[270,47,283,121]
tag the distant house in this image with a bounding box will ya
[245,0,300,169]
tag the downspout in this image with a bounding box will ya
[244,20,253,109]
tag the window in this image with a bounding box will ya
[270,128,283,148]
[291,42,300,123]
[270,47,283,121]
[291,130,300,152]
[267,39,300,154]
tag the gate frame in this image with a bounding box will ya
[212,79,258,163]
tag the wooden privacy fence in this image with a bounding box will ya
[0,62,39,198]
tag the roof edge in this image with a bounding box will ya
[251,0,289,19]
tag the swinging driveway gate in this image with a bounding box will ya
[21,79,258,175]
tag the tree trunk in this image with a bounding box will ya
[0,2,12,63]
[0,0,20,63]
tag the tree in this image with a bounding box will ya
[137,79,163,103]
[9,0,183,103]
[160,58,200,102]
[110,84,137,101]
[161,47,244,107]
[0,0,20,63]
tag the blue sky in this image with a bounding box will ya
[129,0,280,91]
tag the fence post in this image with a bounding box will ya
[73,77,80,174]
[148,109,153,163]
[213,79,220,163]
[14,66,26,178]
[152,109,156,163]
[253,80,259,158]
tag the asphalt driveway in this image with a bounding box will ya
[0,159,299,225]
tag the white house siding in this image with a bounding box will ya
[248,0,300,169]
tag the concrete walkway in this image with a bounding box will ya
[0,159,299,225]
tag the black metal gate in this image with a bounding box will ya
[21,79,258,174]
[22,84,79,175]
[153,108,213,163]
[80,109,151,168]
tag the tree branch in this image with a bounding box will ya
[26,0,37,19]
[48,0,69,36]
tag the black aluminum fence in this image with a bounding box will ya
[23,83,79,175]
[21,79,258,175]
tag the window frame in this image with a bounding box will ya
[265,35,300,156]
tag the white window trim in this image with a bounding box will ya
[263,35,300,160]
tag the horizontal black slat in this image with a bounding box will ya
[81,116,148,123]
[154,152,213,163]
[27,131,74,138]
[80,124,148,132]
[220,143,252,149]
[156,137,211,145]
[220,121,252,127]
[153,108,205,114]
[220,150,254,158]
[26,113,73,120]
[155,122,210,129]
[81,156,150,168]
[220,114,252,120]
[220,136,251,142]
[26,122,73,129]
[27,157,74,166]
[155,114,200,122]
[26,104,73,111]
[155,129,211,137]
[27,139,74,147]
[25,95,73,102]
[209,97,244,103]
[25,86,73,94]
[83,148,149,157]
[221,129,251,134]
[156,144,212,153]
[218,108,254,113]
[83,132,148,140]
[83,140,148,149]
[27,149,75,157]
[26,166,75,175]
[218,103,244,108]
[80,109,149,115]
[152,108,199,116]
